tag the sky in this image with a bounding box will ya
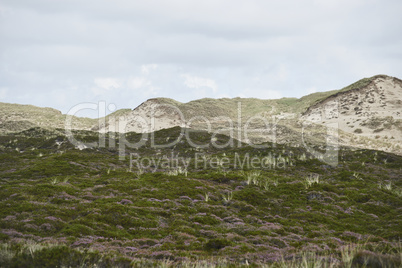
[0,0,401,118]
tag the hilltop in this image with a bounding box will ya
[96,75,402,155]
[1,74,401,156]
[0,102,95,133]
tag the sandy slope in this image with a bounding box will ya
[2,75,401,155]
[97,99,186,133]
[302,75,402,153]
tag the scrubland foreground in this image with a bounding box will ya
[0,127,401,267]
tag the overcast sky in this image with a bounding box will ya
[1,0,401,117]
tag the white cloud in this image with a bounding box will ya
[94,78,120,90]
[127,77,151,89]
[127,76,159,98]
[141,64,158,75]
[92,77,121,96]
[182,74,218,93]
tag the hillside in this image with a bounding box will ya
[0,127,401,266]
[97,75,402,155]
[302,75,402,152]
[0,74,401,266]
[0,102,96,133]
[1,74,401,156]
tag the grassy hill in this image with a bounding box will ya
[114,75,389,121]
[1,75,399,134]
[0,102,96,133]
[0,127,400,267]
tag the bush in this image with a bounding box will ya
[0,233,9,241]
[205,238,232,251]
[0,243,134,268]
[352,250,401,268]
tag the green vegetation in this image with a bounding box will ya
[145,75,388,118]
[0,127,401,266]
[0,102,95,133]
[2,75,391,135]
